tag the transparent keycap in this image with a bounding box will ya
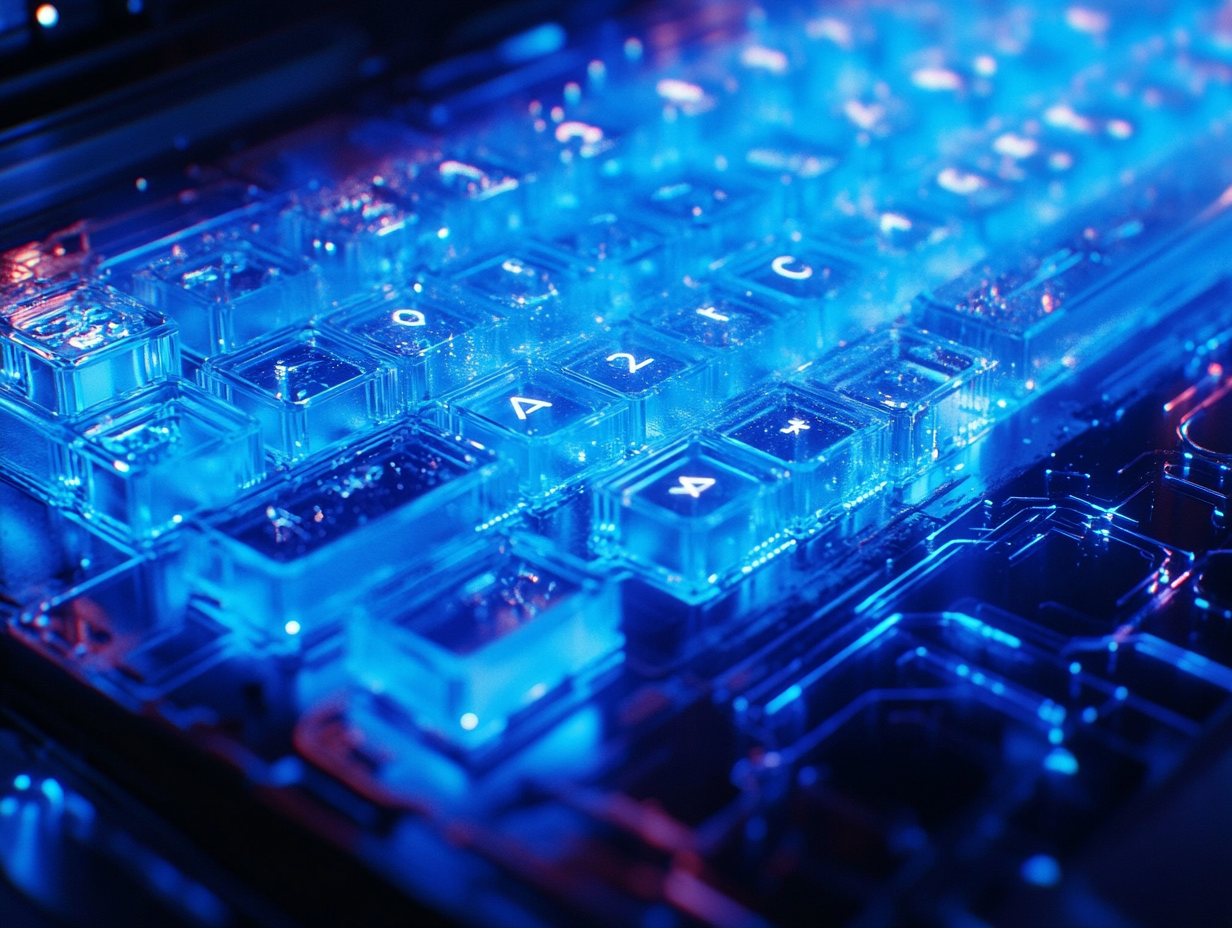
[328,280,506,407]
[281,178,422,291]
[634,288,794,397]
[0,284,178,415]
[805,327,993,474]
[348,540,622,748]
[0,475,131,613]
[408,154,529,253]
[0,389,72,502]
[593,436,785,603]
[914,183,1231,394]
[549,212,666,315]
[1,224,90,302]
[719,238,868,347]
[635,174,771,271]
[560,324,714,448]
[434,360,631,501]
[200,325,398,464]
[62,379,264,540]
[185,424,513,639]
[116,224,323,358]
[451,245,599,350]
[720,384,893,529]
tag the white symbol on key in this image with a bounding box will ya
[696,306,730,322]
[771,255,814,280]
[780,418,811,435]
[510,396,554,420]
[606,352,655,373]
[391,309,426,327]
[669,475,716,498]
[555,121,604,145]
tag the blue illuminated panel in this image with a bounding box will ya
[4,2,1232,926]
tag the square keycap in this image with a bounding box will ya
[635,289,793,397]
[281,179,421,290]
[805,328,993,473]
[452,244,600,350]
[375,154,528,261]
[349,541,621,748]
[550,212,666,313]
[594,437,785,602]
[435,361,630,500]
[329,281,505,407]
[561,324,713,448]
[62,379,263,539]
[0,388,72,501]
[115,223,323,357]
[185,424,513,638]
[200,325,398,463]
[721,384,892,528]
[0,284,178,415]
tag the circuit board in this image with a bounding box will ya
[2,2,1232,926]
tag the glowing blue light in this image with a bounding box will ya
[765,684,802,715]
[1043,747,1079,776]
[39,778,64,805]
[498,23,566,64]
[13,774,31,791]
[1020,854,1061,887]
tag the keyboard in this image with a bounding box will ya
[3,2,1232,925]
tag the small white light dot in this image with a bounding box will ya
[284,621,301,635]
[460,712,479,731]
[36,4,59,28]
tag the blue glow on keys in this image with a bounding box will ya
[61,380,263,540]
[349,540,621,748]
[0,284,178,415]
[435,360,630,500]
[6,5,1232,924]
[200,324,398,463]
[594,437,784,602]
[721,384,892,529]
[328,280,506,407]
[185,424,512,639]
[107,214,323,358]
